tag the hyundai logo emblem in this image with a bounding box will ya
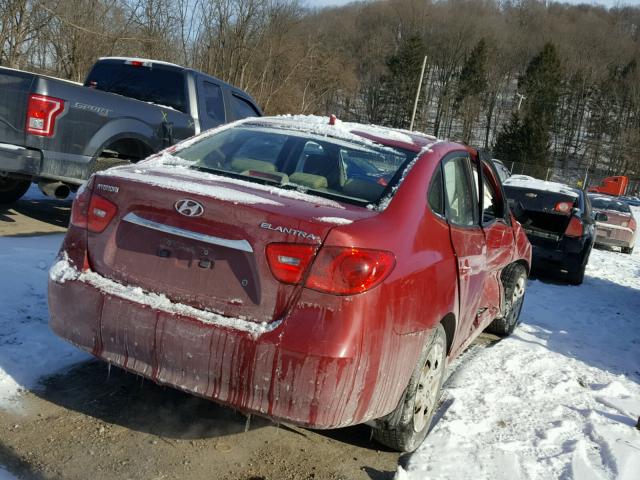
[175,199,204,217]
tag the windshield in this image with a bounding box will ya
[85,63,187,112]
[589,196,631,213]
[175,125,416,206]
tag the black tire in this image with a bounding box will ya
[621,246,634,255]
[486,263,527,337]
[0,176,30,204]
[372,324,447,452]
[567,264,586,285]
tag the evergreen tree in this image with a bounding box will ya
[382,36,427,129]
[494,42,562,177]
[455,38,489,142]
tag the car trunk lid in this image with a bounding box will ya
[86,164,371,324]
[505,185,578,241]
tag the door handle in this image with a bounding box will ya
[460,264,471,275]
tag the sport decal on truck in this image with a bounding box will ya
[73,102,111,117]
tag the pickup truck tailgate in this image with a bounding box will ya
[0,67,32,145]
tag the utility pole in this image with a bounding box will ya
[409,55,428,132]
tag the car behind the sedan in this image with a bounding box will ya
[589,194,637,254]
[49,116,531,452]
[503,175,597,284]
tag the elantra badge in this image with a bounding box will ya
[175,199,204,217]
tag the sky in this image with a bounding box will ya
[304,0,640,9]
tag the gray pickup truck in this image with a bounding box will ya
[0,57,262,203]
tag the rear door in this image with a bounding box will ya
[478,160,514,318]
[442,153,487,345]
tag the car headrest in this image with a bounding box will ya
[289,172,328,189]
[230,158,277,173]
[342,179,385,202]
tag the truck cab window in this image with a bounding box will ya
[202,82,225,125]
[231,95,260,119]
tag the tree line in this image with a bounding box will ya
[2,0,640,186]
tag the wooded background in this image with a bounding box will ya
[2,0,639,189]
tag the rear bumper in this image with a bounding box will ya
[0,143,42,176]
[595,224,635,248]
[0,143,90,184]
[530,241,586,272]
[48,257,418,429]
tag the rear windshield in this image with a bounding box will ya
[590,196,631,213]
[85,63,186,112]
[175,125,416,206]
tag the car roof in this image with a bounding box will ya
[243,115,444,153]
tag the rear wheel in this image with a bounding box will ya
[0,175,30,204]
[567,247,591,285]
[372,324,447,452]
[621,246,634,255]
[486,263,527,337]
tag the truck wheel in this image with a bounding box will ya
[486,263,527,337]
[92,156,129,174]
[372,324,447,452]
[0,176,30,204]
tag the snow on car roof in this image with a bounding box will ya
[504,175,579,197]
[98,57,182,68]
[252,115,439,151]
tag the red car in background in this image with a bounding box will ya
[48,116,531,452]
[589,194,637,254]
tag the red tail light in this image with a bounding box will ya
[305,247,395,295]
[87,194,118,233]
[629,217,637,231]
[70,185,91,229]
[26,94,64,137]
[266,243,318,284]
[565,216,583,238]
[554,201,573,214]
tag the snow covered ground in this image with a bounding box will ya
[0,206,638,479]
[0,234,88,408]
[400,208,640,479]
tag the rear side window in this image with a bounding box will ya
[231,95,260,119]
[85,63,186,112]
[202,82,225,124]
[428,165,444,216]
[443,156,477,227]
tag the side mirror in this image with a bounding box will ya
[507,198,527,222]
[595,212,608,222]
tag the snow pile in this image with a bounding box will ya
[504,175,579,197]
[0,466,18,480]
[0,235,88,409]
[314,216,353,225]
[401,216,640,480]
[49,256,281,336]
[101,168,284,207]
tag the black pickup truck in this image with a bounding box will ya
[0,57,262,203]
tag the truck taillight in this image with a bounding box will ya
[305,247,395,295]
[26,94,64,137]
[565,216,584,238]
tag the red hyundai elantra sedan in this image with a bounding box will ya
[49,116,531,451]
